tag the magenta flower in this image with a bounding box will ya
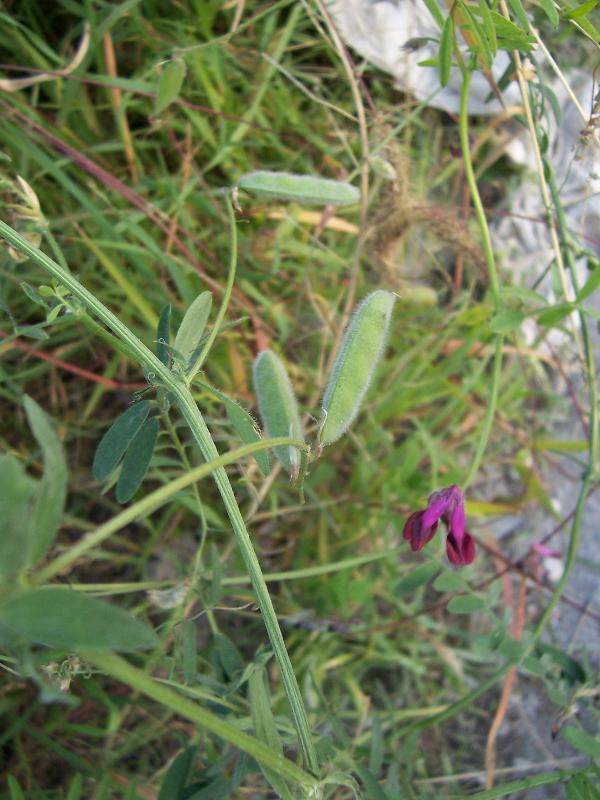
[403,485,476,566]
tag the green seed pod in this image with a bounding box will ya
[237,171,360,207]
[253,350,304,474]
[319,289,395,446]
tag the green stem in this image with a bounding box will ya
[84,651,319,794]
[64,551,396,594]
[189,194,237,379]
[462,767,587,799]
[34,435,305,584]
[0,218,319,775]
[457,68,503,490]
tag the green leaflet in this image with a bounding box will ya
[116,417,159,503]
[439,15,454,87]
[238,170,360,206]
[0,587,159,651]
[173,291,212,378]
[92,400,150,481]
[249,668,293,800]
[23,395,68,565]
[199,381,270,475]
[320,290,395,446]
[0,455,36,580]
[253,350,304,474]
[154,58,186,114]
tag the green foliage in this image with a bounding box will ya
[155,58,187,115]
[0,0,597,795]
[92,401,151,481]
[173,290,213,378]
[115,416,159,503]
[0,396,67,579]
[201,381,270,475]
[253,349,304,474]
[0,587,158,651]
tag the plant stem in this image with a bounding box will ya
[458,67,503,490]
[0,217,319,775]
[462,767,588,799]
[83,651,319,794]
[189,193,237,378]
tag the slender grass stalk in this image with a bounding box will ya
[34,436,307,583]
[458,68,504,490]
[0,217,319,775]
[65,551,396,594]
[462,767,589,799]
[83,651,319,794]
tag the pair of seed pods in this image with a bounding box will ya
[253,289,396,474]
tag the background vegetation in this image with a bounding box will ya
[0,0,598,797]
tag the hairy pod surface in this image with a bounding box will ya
[238,171,360,206]
[320,289,395,446]
[253,350,304,474]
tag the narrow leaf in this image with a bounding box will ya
[23,395,68,564]
[564,0,598,18]
[173,291,212,371]
[155,58,186,114]
[447,594,487,614]
[158,746,197,800]
[561,727,600,758]
[92,401,150,481]
[488,309,525,333]
[576,264,600,303]
[214,633,244,681]
[506,0,530,29]
[115,417,159,503]
[540,0,560,25]
[0,454,36,579]
[201,381,269,475]
[249,668,293,799]
[439,16,454,87]
[478,0,497,54]
[0,587,159,651]
[253,350,304,474]
[395,561,441,596]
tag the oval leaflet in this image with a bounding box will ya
[253,350,304,474]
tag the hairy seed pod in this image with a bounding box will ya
[238,171,359,207]
[253,350,304,474]
[320,290,395,446]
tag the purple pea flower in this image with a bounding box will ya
[403,484,476,566]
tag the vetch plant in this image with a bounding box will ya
[403,484,476,566]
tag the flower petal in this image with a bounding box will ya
[403,510,438,552]
[446,530,476,566]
